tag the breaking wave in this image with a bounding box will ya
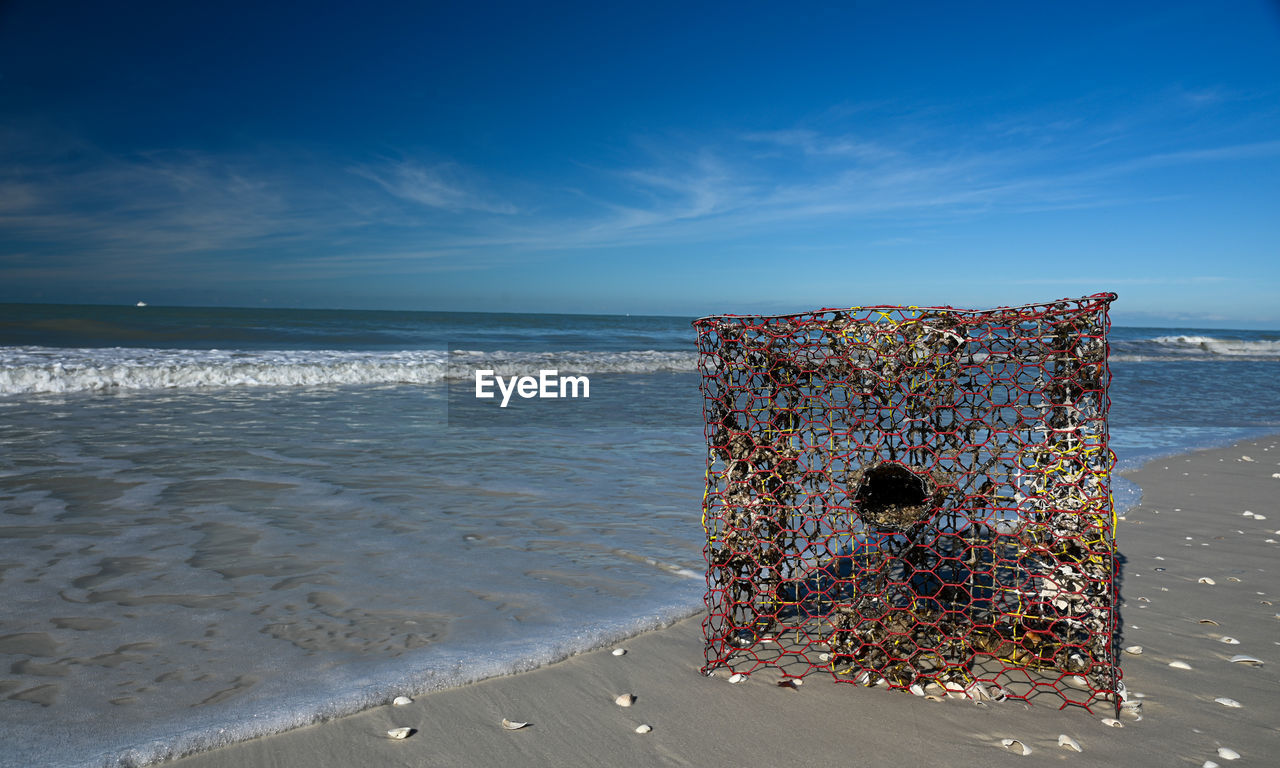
[0,347,699,395]
[6,330,1277,395]
[1111,334,1280,361]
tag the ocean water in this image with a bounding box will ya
[1,303,1278,767]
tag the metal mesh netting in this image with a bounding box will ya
[694,293,1119,711]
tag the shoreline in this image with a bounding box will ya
[155,435,1279,767]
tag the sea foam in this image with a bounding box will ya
[0,347,698,395]
[1112,335,1280,360]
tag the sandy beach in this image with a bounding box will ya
[163,436,1280,768]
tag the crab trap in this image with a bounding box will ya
[694,294,1120,711]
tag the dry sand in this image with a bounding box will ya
[166,437,1280,767]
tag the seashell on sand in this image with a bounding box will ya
[612,648,627,656]
[386,727,414,740]
[1214,697,1242,708]
[1124,645,1144,655]
[1199,577,1217,585]
[501,719,530,730]
[1217,746,1241,760]
[1228,577,1241,582]
[1219,636,1241,645]
[1169,660,1193,670]
[909,683,926,697]
[1204,761,1220,768]
[728,673,747,684]
[634,724,652,734]
[1100,717,1123,728]
[1227,654,1263,665]
[1199,619,1220,625]
[1058,734,1082,752]
[392,696,413,706]
[614,693,635,707]
[1000,738,1031,755]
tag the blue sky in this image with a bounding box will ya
[1,1,1278,326]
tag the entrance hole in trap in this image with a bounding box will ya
[853,463,935,531]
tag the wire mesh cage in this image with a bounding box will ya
[694,293,1120,711]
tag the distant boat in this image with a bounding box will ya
[136,301,148,307]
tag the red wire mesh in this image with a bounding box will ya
[694,294,1120,711]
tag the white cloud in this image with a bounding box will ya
[353,160,518,215]
[2,90,1277,288]
[742,129,898,163]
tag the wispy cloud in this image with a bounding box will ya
[547,95,1278,247]
[1008,276,1232,286]
[2,86,1277,292]
[352,160,518,215]
[742,129,899,163]
[0,144,312,262]
[1118,139,1280,169]
[0,139,513,281]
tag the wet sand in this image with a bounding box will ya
[165,437,1280,767]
